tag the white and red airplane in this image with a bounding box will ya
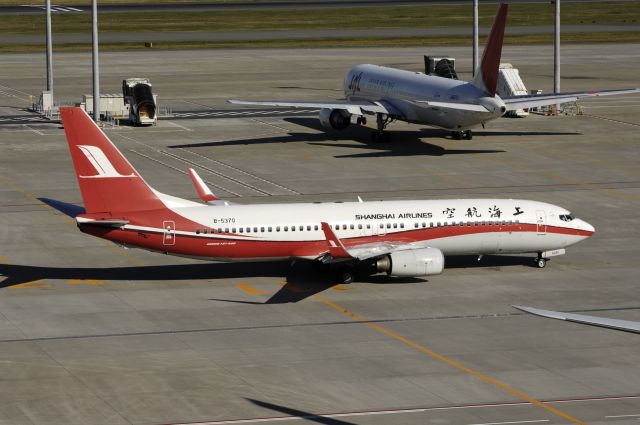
[230,3,639,142]
[55,107,594,283]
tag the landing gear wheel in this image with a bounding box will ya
[452,131,463,140]
[463,130,473,140]
[357,117,367,126]
[535,257,547,269]
[337,268,354,285]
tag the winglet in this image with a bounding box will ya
[320,222,352,258]
[188,168,218,203]
[471,3,508,97]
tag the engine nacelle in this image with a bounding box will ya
[319,108,351,131]
[374,247,444,277]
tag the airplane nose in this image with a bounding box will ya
[578,219,595,235]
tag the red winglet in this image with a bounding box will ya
[188,168,218,203]
[320,222,352,258]
[472,3,508,97]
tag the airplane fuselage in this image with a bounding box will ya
[343,64,507,130]
[79,198,593,262]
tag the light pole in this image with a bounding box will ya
[92,0,100,122]
[472,0,478,76]
[45,0,53,94]
[554,0,560,94]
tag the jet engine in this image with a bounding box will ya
[319,108,351,130]
[373,247,444,277]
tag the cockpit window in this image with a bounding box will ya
[559,214,575,222]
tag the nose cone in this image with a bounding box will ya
[577,219,595,236]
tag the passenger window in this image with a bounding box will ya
[232,227,236,233]
[225,227,229,233]
[366,224,371,229]
[253,227,258,232]
[334,225,339,230]
[284,226,288,232]
[386,223,391,229]
[414,223,419,228]
[400,223,405,229]
[203,228,208,234]
[429,222,433,228]
[342,224,347,230]
[218,228,222,233]
[291,226,295,232]
[299,226,303,231]
[239,228,243,233]
[276,226,280,232]
[260,227,265,232]
[350,224,354,230]
[246,228,250,233]
[358,224,363,230]
[379,223,384,229]
[307,225,311,231]
[314,225,319,231]
[268,227,272,232]
[196,229,200,235]
[444,221,448,226]
[393,223,397,229]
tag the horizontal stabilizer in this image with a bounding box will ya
[76,216,129,228]
[503,88,640,111]
[38,197,86,218]
[414,100,490,113]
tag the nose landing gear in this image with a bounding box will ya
[534,252,547,268]
[371,113,394,143]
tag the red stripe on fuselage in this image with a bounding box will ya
[81,222,592,260]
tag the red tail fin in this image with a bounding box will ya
[60,107,165,213]
[471,3,508,96]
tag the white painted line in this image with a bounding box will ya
[24,125,44,136]
[468,421,548,425]
[167,121,194,132]
[605,413,640,418]
[66,6,82,11]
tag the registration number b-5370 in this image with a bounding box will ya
[212,218,236,224]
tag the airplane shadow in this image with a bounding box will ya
[167,117,579,158]
[1,255,534,302]
[247,398,356,425]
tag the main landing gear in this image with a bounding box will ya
[371,113,393,143]
[312,259,355,284]
[534,252,547,269]
[452,130,473,140]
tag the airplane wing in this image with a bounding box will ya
[513,305,640,334]
[320,222,430,261]
[228,99,393,116]
[502,88,640,111]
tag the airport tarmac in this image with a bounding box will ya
[0,44,639,425]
